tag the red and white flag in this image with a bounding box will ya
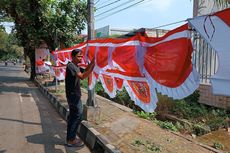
[51,24,199,112]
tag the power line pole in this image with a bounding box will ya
[87,0,95,107]
[87,0,94,40]
[193,0,199,17]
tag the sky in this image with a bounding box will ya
[1,22,14,34]
[1,0,194,34]
[93,0,194,31]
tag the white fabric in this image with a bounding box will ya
[143,67,200,99]
[189,14,230,96]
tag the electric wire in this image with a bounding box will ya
[96,0,149,21]
[96,0,121,10]
[95,0,142,17]
[95,0,100,5]
[152,19,187,29]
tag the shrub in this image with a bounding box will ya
[184,90,200,103]
[213,142,224,150]
[192,122,211,136]
[207,117,226,131]
[80,79,88,89]
[135,111,157,120]
[155,120,178,132]
[156,94,174,114]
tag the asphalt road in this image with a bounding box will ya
[0,63,90,153]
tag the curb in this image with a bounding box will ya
[34,79,120,153]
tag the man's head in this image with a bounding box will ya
[71,49,83,64]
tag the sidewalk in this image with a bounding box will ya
[35,78,222,153]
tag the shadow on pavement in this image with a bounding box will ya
[0,117,41,126]
[26,81,84,153]
[0,150,7,153]
[0,76,29,83]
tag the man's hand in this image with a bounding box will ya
[91,57,95,65]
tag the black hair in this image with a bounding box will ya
[71,49,82,57]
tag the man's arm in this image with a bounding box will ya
[76,59,95,80]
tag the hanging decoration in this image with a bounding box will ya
[188,8,230,96]
[52,24,199,112]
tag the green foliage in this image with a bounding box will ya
[80,80,110,98]
[39,0,87,49]
[113,89,134,107]
[169,90,229,135]
[131,139,162,152]
[213,142,224,150]
[207,117,226,131]
[81,80,229,136]
[146,142,161,152]
[80,79,135,108]
[132,139,144,147]
[155,94,174,114]
[0,30,23,60]
[192,122,211,136]
[184,90,200,103]
[134,111,157,120]
[174,122,184,132]
[80,79,88,89]
[154,120,178,132]
[171,91,209,119]
[95,82,108,98]
[1,0,87,79]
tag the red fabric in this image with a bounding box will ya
[97,47,109,68]
[127,80,150,103]
[102,74,114,93]
[51,24,193,110]
[52,24,192,89]
[114,77,123,89]
[112,46,140,74]
[215,8,230,27]
[144,37,192,87]
[36,60,44,66]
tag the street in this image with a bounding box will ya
[0,63,90,153]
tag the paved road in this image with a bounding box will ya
[0,63,90,153]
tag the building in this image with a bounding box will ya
[95,25,168,38]
[95,25,132,38]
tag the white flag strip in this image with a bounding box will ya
[188,8,230,96]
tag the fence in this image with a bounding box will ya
[192,32,218,84]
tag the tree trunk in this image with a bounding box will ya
[28,48,36,80]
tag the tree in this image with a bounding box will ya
[0,0,87,80]
[0,29,23,60]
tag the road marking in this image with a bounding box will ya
[19,93,23,104]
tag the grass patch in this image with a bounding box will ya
[131,139,162,152]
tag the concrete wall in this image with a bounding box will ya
[198,84,230,109]
[194,0,225,17]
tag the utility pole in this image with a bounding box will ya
[193,0,199,17]
[87,0,95,106]
[87,0,94,40]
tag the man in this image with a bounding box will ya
[65,49,95,147]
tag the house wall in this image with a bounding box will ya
[198,84,230,109]
[194,0,224,17]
